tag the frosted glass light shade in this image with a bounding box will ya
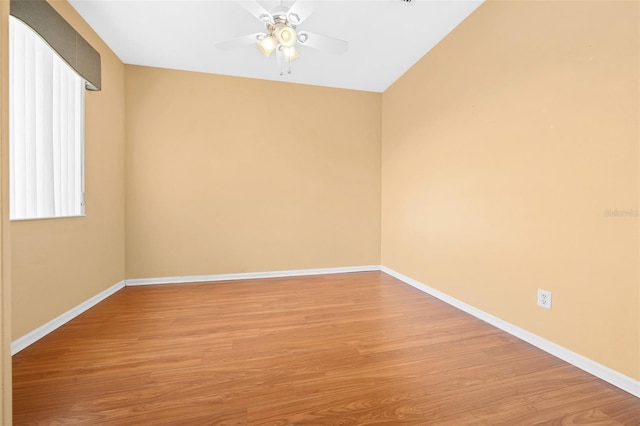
[257,35,277,57]
[282,45,299,62]
[276,26,297,47]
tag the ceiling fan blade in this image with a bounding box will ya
[298,31,348,55]
[236,1,272,23]
[287,1,318,25]
[215,33,263,50]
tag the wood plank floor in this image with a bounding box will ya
[13,272,640,425]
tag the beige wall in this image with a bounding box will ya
[125,66,381,279]
[10,1,126,339]
[382,0,639,379]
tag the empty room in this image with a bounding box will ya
[1,0,639,424]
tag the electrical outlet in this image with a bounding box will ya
[537,289,552,309]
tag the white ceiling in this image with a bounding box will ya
[69,0,483,93]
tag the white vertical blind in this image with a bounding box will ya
[10,16,84,220]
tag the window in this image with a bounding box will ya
[9,16,85,220]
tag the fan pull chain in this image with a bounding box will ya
[276,47,292,76]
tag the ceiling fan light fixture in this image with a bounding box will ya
[257,34,277,57]
[275,26,297,47]
[282,45,299,62]
[219,1,348,75]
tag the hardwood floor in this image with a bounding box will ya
[13,272,639,425]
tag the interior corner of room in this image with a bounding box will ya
[1,0,639,421]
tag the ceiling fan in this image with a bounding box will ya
[216,1,348,75]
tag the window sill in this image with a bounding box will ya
[10,214,87,222]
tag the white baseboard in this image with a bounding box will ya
[125,265,382,286]
[381,266,640,398]
[11,280,126,356]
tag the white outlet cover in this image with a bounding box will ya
[537,289,552,309]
